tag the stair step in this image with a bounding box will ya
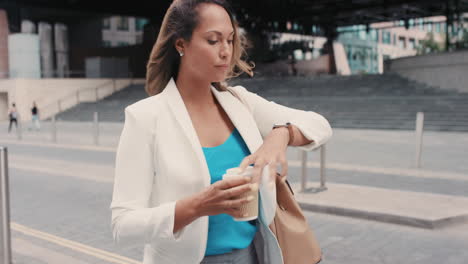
[56,75,468,133]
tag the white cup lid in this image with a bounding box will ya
[224,166,254,179]
[226,165,253,175]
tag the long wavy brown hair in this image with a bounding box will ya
[145,0,255,96]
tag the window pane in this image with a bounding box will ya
[398,36,406,49]
[135,18,148,31]
[117,17,129,31]
[382,31,391,44]
[427,22,433,32]
[408,38,416,49]
[102,18,110,29]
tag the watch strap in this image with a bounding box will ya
[273,122,294,145]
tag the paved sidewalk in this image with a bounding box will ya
[2,120,467,173]
[2,139,467,231]
[291,181,468,229]
[0,121,123,148]
[9,149,468,230]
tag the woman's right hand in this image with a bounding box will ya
[194,176,258,219]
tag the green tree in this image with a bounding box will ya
[417,32,443,55]
[459,28,468,49]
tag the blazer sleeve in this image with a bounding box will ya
[231,85,333,151]
[110,106,185,248]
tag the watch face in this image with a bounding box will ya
[273,124,287,128]
[274,123,290,127]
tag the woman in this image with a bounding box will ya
[110,0,332,263]
[29,101,41,131]
[7,103,18,133]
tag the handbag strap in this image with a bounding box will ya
[229,87,294,194]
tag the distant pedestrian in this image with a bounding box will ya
[29,101,41,131]
[288,54,297,76]
[7,103,18,133]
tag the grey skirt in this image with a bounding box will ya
[200,238,259,264]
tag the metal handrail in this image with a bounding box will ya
[34,79,114,108]
[40,79,113,112]
[300,145,327,193]
[0,70,87,78]
[37,79,133,119]
[0,76,133,120]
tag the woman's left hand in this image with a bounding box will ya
[238,128,290,186]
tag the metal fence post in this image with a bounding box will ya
[51,116,57,143]
[319,145,328,191]
[415,112,424,168]
[300,150,308,192]
[93,112,99,146]
[299,145,328,193]
[0,147,12,264]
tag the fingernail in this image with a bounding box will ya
[250,183,259,192]
[246,195,254,201]
[244,176,251,182]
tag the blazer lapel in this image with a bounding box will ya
[163,77,263,186]
[211,85,264,154]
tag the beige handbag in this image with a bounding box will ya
[269,173,322,264]
[227,87,323,264]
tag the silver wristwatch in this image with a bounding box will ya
[272,122,294,145]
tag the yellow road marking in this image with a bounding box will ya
[11,222,141,264]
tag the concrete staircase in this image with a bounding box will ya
[56,74,468,132]
[56,84,148,122]
[231,73,468,132]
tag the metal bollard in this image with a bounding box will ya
[319,145,327,191]
[299,145,328,193]
[300,150,308,192]
[51,116,57,143]
[93,112,99,146]
[0,147,12,264]
[415,112,424,168]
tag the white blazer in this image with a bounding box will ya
[110,77,333,264]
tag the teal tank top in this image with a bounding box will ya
[202,127,258,256]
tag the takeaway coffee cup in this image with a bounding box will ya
[222,165,258,221]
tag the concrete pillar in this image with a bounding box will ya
[38,22,54,78]
[0,10,9,78]
[21,20,36,33]
[445,1,453,51]
[8,34,41,78]
[323,25,338,74]
[54,23,69,78]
